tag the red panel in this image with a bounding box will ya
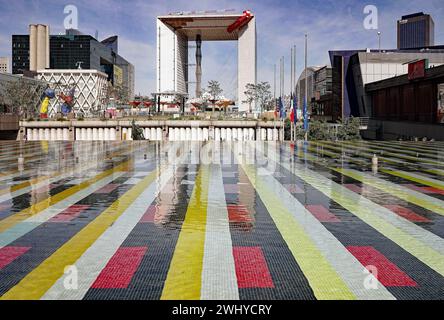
[92,247,148,289]
[283,184,304,194]
[140,205,156,223]
[0,247,31,270]
[95,184,120,194]
[306,205,340,222]
[408,60,426,80]
[344,184,362,194]
[228,205,253,223]
[383,205,430,223]
[50,205,90,222]
[233,247,274,288]
[403,184,434,194]
[347,246,417,287]
[420,187,444,196]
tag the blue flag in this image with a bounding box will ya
[293,95,298,125]
[279,97,286,119]
[303,98,309,131]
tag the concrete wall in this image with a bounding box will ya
[19,120,283,142]
[238,17,257,112]
[157,19,176,93]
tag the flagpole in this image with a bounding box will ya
[274,64,276,100]
[304,34,308,142]
[282,56,285,142]
[274,63,276,139]
[294,44,297,142]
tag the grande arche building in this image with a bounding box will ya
[156,10,257,112]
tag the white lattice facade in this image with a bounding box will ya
[37,69,108,117]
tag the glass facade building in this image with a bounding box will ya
[11,35,30,74]
[11,32,135,99]
[397,12,434,49]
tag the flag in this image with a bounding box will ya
[274,98,279,119]
[279,97,285,119]
[303,98,309,131]
[293,95,298,125]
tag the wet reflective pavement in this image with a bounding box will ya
[0,140,443,300]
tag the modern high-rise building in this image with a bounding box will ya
[11,35,30,74]
[156,10,256,112]
[397,12,435,49]
[0,57,10,73]
[12,27,135,99]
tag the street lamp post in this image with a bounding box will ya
[377,31,381,52]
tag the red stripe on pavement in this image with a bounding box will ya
[344,184,362,194]
[228,205,253,223]
[92,247,148,289]
[233,247,274,288]
[347,246,417,287]
[403,184,434,194]
[0,247,31,270]
[420,187,444,196]
[383,205,430,223]
[140,205,156,223]
[95,184,120,194]
[49,205,90,222]
[306,205,340,222]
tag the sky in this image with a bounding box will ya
[0,0,443,99]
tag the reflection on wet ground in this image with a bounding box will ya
[0,140,443,300]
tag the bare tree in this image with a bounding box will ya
[103,81,130,106]
[243,83,256,113]
[256,82,273,113]
[0,78,46,119]
[243,82,273,113]
[207,80,223,114]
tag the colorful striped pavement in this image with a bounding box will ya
[0,141,443,300]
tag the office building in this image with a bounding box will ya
[329,48,444,122]
[12,27,135,100]
[0,57,10,73]
[295,66,333,121]
[37,69,108,117]
[397,12,435,49]
[156,10,256,112]
[11,35,30,74]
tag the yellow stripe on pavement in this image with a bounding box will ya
[161,165,210,300]
[0,165,158,300]
[0,161,131,233]
[380,169,444,191]
[335,168,444,216]
[240,163,355,300]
